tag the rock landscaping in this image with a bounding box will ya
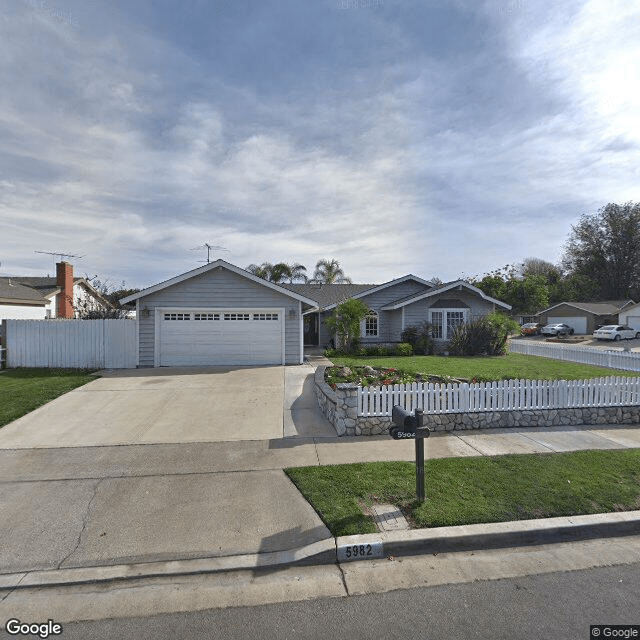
[324,365,473,388]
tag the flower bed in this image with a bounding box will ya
[324,365,476,388]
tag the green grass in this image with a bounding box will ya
[330,353,635,382]
[0,368,97,428]
[286,450,640,536]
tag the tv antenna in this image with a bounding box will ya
[190,243,228,264]
[35,250,84,273]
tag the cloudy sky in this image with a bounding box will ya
[1,0,639,289]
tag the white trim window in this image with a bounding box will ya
[429,308,467,340]
[362,311,379,337]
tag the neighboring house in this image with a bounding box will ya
[618,302,640,332]
[119,260,512,367]
[287,276,512,349]
[0,262,113,322]
[536,300,636,335]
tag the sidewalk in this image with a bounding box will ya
[1,423,640,591]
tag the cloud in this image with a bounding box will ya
[1,0,639,286]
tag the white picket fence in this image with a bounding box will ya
[3,319,137,369]
[509,339,640,372]
[357,376,640,417]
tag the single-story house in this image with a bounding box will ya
[536,300,636,335]
[285,276,512,349]
[618,302,640,332]
[0,262,112,322]
[121,260,511,366]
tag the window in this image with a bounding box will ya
[446,311,465,336]
[194,313,220,320]
[362,311,378,337]
[253,313,279,321]
[430,311,443,339]
[429,309,467,340]
[164,313,190,321]
[224,313,250,321]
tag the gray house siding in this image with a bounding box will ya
[403,291,498,337]
[357,280,430,344]
[136,268,302,366]
[317,280,430,347]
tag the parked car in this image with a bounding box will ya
[520,322,543,336]
[593,325,640,341]
[541,323,574,336]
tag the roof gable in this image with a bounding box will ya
[120,260,319,307]
[316,275,435,311]
[380,280,511,310]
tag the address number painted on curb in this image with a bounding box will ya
[337,541,384,562]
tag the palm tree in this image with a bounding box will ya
[246,263,273,280]
[287,263,308,283]
[246,262,308,284]
[311,259,352,284]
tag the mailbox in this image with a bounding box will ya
[390,406,430,440]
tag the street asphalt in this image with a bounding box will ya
[0,361,639,604]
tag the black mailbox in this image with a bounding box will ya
[390,406,430,440]
[391,406,417,431]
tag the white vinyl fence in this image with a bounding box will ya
[358,377,640,417]
[3,319,137,369]
[509,339,640,372]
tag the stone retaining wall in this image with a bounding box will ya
[314,366,640,437]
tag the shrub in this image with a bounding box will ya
[324,299,370,354]
[395,342,413,356]
[447,317,509,356]
[400,322,434,355]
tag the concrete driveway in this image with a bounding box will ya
[0,366,306,448]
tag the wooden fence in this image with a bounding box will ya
[2,319,137,369]
[509,339,640,372]
[357,376,640,417]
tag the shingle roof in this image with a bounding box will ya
[0,278,49,304]
[281,283,374,309]
[539,300,635,316]
[10,277,61,297]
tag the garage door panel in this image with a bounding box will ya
[548,316,587,334]
[626,316,640,332]
[158,310,283,366]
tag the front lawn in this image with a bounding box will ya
[286,450,640,536]
[0,368,97,428]
[329,353,635,384]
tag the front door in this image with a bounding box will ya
[303,312,319,346]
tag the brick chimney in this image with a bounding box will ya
[56,261,74,318]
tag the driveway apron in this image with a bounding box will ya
[0,366,286,448]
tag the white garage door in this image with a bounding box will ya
[625,316,640,332]
[548,316,587,334]
[158,309,283,366]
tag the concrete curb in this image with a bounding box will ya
[2,511,639,590]
[336,510,640,561]
[0,539,338,590]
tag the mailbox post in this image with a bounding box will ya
[390,406,430,502]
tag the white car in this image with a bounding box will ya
[593,325,640,341]
[541,323,574,336]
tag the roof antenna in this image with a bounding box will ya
[189,243,228,264]
[35,250,84,273]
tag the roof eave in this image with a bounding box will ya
[120,260,319,307]
[380,280,511,311]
